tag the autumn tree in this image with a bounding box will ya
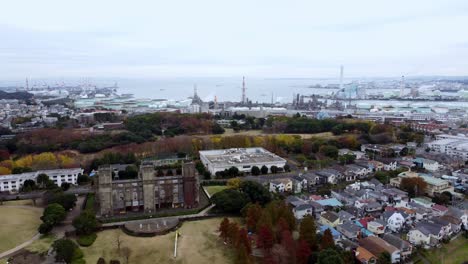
[400,177,428,197]
[245,203,263,232]
[236,228,252,255]
[219,218,230,242]
[296,239,312,264]
[227,222,240,244]
[320,229,335,250]
[257,225,274,252]
[299,216,317,250]
[281,229,296,263]
[227,177,241,189]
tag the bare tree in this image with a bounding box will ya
[121,247,132,264]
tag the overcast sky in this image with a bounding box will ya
[1,0,468,79]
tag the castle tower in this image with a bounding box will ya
[97,166,113,217]
[182,163,199,208]
[141,164,155,213]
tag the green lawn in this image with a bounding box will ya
[81,218,237,264]
[204,186,228,196]
[0,206,43,253]
[419,236,468,264]
[25,234,56,254]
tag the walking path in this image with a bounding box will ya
[102,203,216,228]
[0,233,40,260]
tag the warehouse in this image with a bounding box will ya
[199,147,287,175]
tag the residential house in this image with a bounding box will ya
[293,203,314,220]
[338,210,356,224]
[359,236,401,263]
[382,234,413,261]
[430,217,453,237]
[446,206,468,229]
[315,169,342,184]
[431,204,448,216]
[337,222,361,240]
[376,158,399,171]
[319,211,340,227]
[408,221,445,247]
[269,178,292,193]
[381,188,408,205]
[291,175,307,193]
[315,198,343,208]
[439,215,462,234]
[319,225,342,242]
[367,220,386,235]
[331,190,357,206]
[383,211,405,232]
[355,246,377,264]
[411,197,434,209]
[344,164,369,181]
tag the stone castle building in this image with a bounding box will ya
[97,162,199,217]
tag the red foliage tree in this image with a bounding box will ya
[296,239,312,264]
[219,218,230,242]
[276,217,290,241]
[246,203,263,232]
[280,230,296,263]
[237,228,252,255]
[257,225,275,252]
[227,222,240,244]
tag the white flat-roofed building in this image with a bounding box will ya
[199,147,287,175]
[0,168,83,193]
[426,134,468,160]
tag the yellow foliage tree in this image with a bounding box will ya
[57,154,74,168]
[14,155,33,168]
[0,166,11,175]
[227,177,241,189]
[0,160,13,169]
[31,152,57,170]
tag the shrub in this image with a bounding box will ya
[97,257,106,264]
[77,233,97,247]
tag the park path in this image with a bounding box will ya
[0,232,40,260]
[102,203,216,228]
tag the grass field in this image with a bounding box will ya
[82,218,237,264]
[0,206,43,253]
[418,236,468,264]
[1,199,35,206]
[204,186,229,196]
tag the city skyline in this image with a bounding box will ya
[1,0,468,79]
